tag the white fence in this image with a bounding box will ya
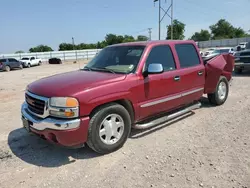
[0,49,102,62]
[198,37,250,48]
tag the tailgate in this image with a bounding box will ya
[204,54,234,94]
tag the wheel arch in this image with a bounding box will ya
[89,99,135,123]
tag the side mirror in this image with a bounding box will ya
[144,63,164,77]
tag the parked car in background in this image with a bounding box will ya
[0,58,23,72]
[204,48,216,56]
[238,42,248,50]
[20,57,42,68]
[48,58,62,64]
[234,42,250,73]
[204,47,234,58]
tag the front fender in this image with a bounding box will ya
[79,91,133,116]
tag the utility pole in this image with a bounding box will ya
[72,37,75,49]
[158,0,161,40]
[72,37,78,66]
[148,28,152,40]
[171,0,173,40]
[154,0,173,40]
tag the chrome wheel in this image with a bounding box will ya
[218,81,227,100]
[99,114,125,145]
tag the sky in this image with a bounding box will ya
[1,0,250,54]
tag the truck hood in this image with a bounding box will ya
[28,70,127,97]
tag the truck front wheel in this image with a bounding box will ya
[208,76,229,106]
[87,103,131,154]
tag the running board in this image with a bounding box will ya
[133,102,201,130]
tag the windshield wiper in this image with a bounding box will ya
[82,66,93,71]
[82,66,116,74]
[94,67,116,74]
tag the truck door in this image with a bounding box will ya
[30,57,35,65]
[137,45,185,120]
[173,43,205,105]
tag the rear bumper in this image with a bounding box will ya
[21,102,90,147]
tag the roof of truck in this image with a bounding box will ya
[109,40,196,47]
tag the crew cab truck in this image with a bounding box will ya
[234,42,250,73]
[21,40,234,154]
[20,56,42,68]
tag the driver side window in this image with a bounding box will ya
[145,45,176,72]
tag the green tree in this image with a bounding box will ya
[166,19,185,40]
[137,35,148,41]
[59,43,75,51]
[209,19,248,39]
[123,35,136,42]
[29,45,53,52]
[15,50,25,54]
[105,34,120,45]
[190,29,211,41]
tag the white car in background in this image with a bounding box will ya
[20,57,42,68]
[204,47,234,58]
[203,48,216,57]
[238,42,248,50]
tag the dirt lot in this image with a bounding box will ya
[0,62,249,188]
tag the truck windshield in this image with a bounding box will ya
[84,45,145,74]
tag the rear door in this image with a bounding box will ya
[137,44,185,119]
[30,57,35,65]
[7,58,16,68]
[173,43,205,105]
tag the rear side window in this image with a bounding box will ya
[146,45,176,71]
[30,57,35,60]
[175,44,200,68]
[0,59,7,63]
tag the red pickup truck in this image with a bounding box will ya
[21,40,234,154]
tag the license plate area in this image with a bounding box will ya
[22,117,31,132]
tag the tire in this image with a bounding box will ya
[27,63,31,68]
[208,76,229,106]
[234,67,242,74]
[5,66,10,72]
[38,61,42,66]
[87,103,131,154]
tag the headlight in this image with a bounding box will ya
[49,97,79,118]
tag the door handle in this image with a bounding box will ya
[198,71,203,76]
[174,76,180,81]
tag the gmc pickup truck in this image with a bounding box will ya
[21,40,234,154]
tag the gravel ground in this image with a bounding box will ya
[0,63,249,188]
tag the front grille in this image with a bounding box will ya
[25,93,45,115]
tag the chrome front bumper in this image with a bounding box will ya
[21,102,81,131]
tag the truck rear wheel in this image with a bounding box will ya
[87,103,131,154]
[208,76,229,106]
[5,66,10,72]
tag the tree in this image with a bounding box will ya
[209,19,248,39]
[15,50,25,54]
[190,29,211,41]
[59,43,75,51]
[29,45,53,52]
[137,35,148,41]
[105,34,121,45]
[166,19,185,40]
[123,35,136,42]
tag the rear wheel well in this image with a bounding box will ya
[89,99,135,123]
